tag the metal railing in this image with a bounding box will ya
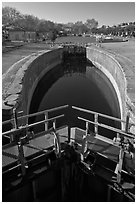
[2,104,69,126]
[2,105,69,176]
[2,105,135,181]
[2,104,135,145]
[72,105,135,184]
[72,106,135,139]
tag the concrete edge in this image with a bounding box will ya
[91,46,135,115]
[2,50,51,110]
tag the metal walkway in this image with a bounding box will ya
[2,105,135,201]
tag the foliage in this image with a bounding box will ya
[2,6,135,38]
[85,18,98,30]
[96,23,135,36]
[48,30,57,42]
[2,6,23,26]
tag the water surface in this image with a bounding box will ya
[29,58,121,139]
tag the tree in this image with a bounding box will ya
[37,20,51,33]
[71,21,89,35]
[85,18,98,31]
[54,23,63,33]
[20,14,39,31]
[2,6,23,25]
[48,30,57,43]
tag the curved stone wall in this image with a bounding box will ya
[86,46,132,130]
[3,45,133,133]
[2,48,63,126]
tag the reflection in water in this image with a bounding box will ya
[29,58,121,139]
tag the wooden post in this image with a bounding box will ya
[94,113,98,136]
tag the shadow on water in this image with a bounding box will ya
[29,57,121,139]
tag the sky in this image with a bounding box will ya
[2,1,135,27]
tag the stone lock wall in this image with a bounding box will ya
[86,46,134,131]
[2,48,63,126]
[3,45,134,133]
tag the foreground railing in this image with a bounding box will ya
[2,105,135,183]
[72,106,135,139]
[2,104,69,128]
[72,105,135,184]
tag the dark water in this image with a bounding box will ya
[29,57,121,139]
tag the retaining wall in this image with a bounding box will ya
[2,48,63,126]
[3,45,133,132]
[86,46,133,129]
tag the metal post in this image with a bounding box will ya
[125,112,130,133]
[107,185,111,201]
[68,126,71,143]
[32,180,37,201]
[81,135,88,156]
[85,121,89,136]
[53,120,56,130]
[17,140,26,176]
[94,113,98,136]
[53,131,61,158]
[81,122,88,158]
[44,111,48,131]
[11,108,18,142]
[13,108,18,129]
[116,112,130,183]
[117,148,124,184]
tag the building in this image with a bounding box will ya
[25,31,37,42]
[8,26,36,42]
[8,27,25,41]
